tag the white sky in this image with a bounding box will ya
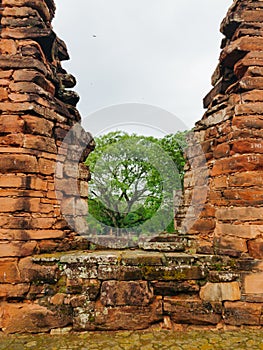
[53,0,232,135]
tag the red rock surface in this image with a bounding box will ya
[0,0,95,263]
[0,0,263,335]
[177,0,263,258]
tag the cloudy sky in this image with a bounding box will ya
[53,0,232,136]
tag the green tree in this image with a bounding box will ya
[85,130,187,235]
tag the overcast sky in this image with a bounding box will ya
[53,0,232,136]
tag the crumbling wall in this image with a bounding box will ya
[0,0,263,334]
[178,0,263,258]
[0,0,94,261]
[1,249,263,333]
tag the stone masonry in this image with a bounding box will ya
[0,0,263,334]
[177,0,263,259]
[0,0,94,258]
[0,250,263,333]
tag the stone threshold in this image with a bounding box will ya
[1,249,263,333]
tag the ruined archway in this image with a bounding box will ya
[0,0,263,333]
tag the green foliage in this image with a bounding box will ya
[159,132,188,182]
[85,130,188,235]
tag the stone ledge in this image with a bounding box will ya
[32,249,240,266]
[1,249,263,333]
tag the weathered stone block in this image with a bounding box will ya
[67,278,100,299]
[233,115,263,129]
[0,154,38,173]
[248,239,263,259]
[211,176,228,189]
[121,251,163,266]
[38,158,56,175]
[70,295,87,308]
[215,223,262,239]
[13,70,55,94]
[151,280,200,296]
[214,236,247,256]
[0,70,12,79]
[55,178,79,195]
[23,115,54,136]
[0,258,20,283]
[141,265,205,281]
[0,115,24,133]
[190,218,216,232]
[0,302,72,334]
[73,299,163,331]
[221,37,263,68]
[213,143,230,159]
[9,81,52,98]
[63,265,98,280]
[60,251,121,265]
[79,181,88,197]
[229,171,263,187]
[24,135,57,153]
[0,241,36,257]
[100,281,153,306]
[200,282,241,302]
[3,6,38,18]
[139,241,185,252]
[0,284,30,299]
[235,102,263,115]
[222,188,263,205]
[224,301,261,325]
[98,265,143,280]
[216,207,263,221]
[78,163,91,180]
[18,257,58,283]
[242,9,263,22]
[50,293,67,306]
[0,39,17,55]
[0,197,53,214]
[0,229,65,241]
[0,133,24,146]
[0,87,8,101]
[164,296,221,325]
[232,139,263,154]
[208,271,239,283]
[239,76,263,90]
[244,272,263,294]
[211,155,263,176]
[1,0,52,19]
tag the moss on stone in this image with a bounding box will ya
[141,266,187,281]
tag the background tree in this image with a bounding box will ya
[85,130,187,235]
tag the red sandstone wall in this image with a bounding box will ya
[0,0,94,262]
[0,0,263,334]
[178,0,263,258]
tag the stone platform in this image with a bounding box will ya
[1,249,263,333]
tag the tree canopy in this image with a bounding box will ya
[85,130,187,236]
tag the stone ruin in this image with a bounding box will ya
[178,0,263,258]
[0,0,95,256]
[0,0,263,333]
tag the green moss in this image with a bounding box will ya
[229,259,237,269]
[57,275,67,286]
[57,262,66,271]
[212,263,224,272]
[197,279,207,287]
[210,258,237,272]
[88,315,95,323]
[141,266,187,281]
[58,286,67,293]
